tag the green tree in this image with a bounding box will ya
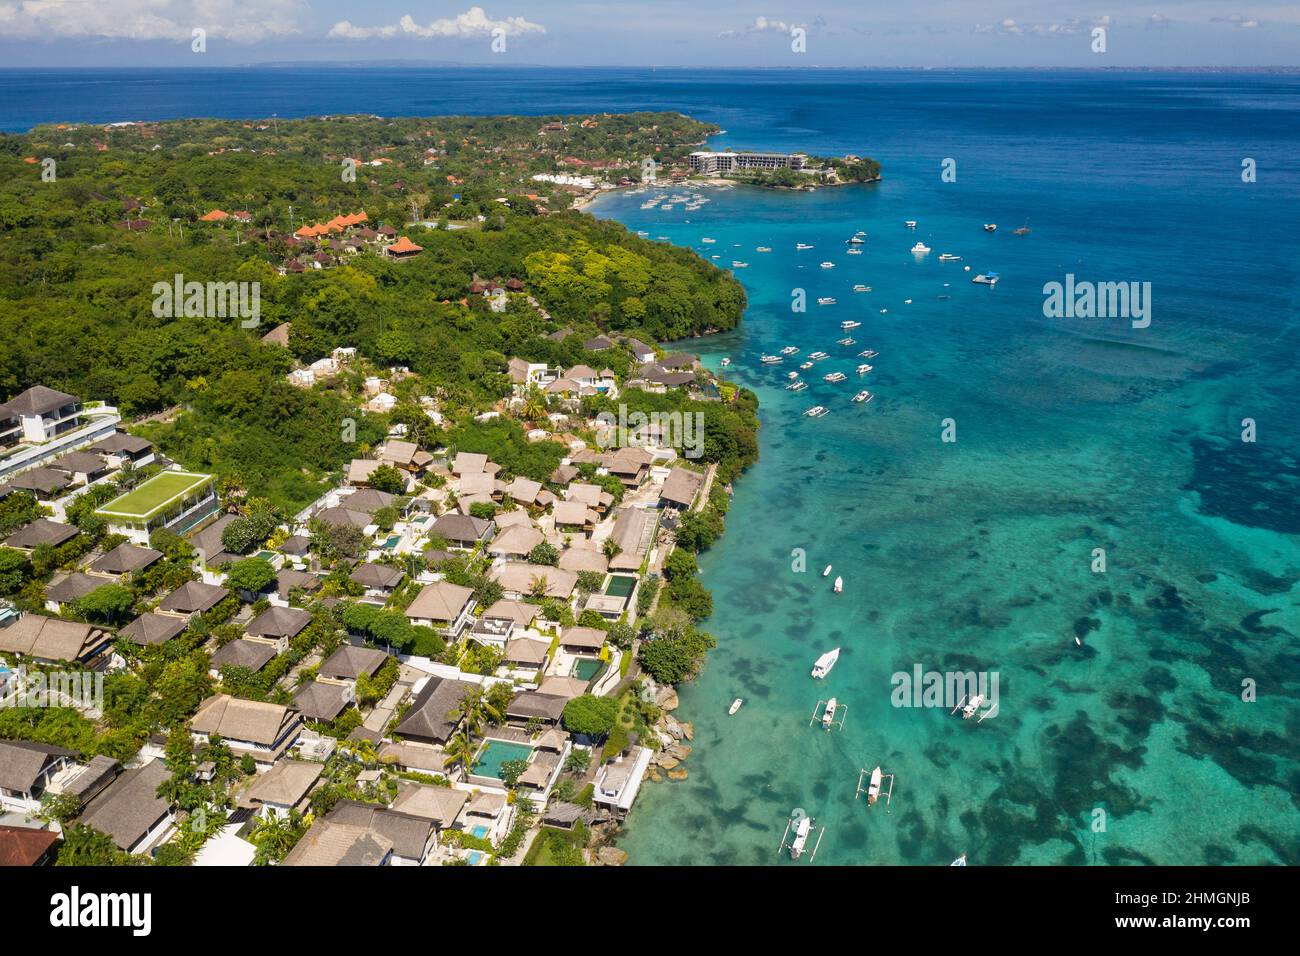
[75,583,134,623]
[561,694,618,737]
[0,547,30,594]
[224,556,277,595]
[56,825,125,866]
[368,463,406,495]
[528,541,559,566]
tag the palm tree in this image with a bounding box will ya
[528,574,550,601]
[445,730,478,779]
[114,460,140,491]
[521,387,547,423]
[250,813,300,861]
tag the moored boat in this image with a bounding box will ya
[811,648,840,678]
[729,698,743,715]
[822,698,839,730]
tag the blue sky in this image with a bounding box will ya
[0,2,1295,67]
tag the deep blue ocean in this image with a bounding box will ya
[4,68,1297,864]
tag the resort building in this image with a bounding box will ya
[687,150,808,175]
[190,694,304,769]
[76,758,175,856]
[593,746,655,817]
[94,469,218,544]
[0,386,123,482]
[0,740,76,812]
[404,581,476,636]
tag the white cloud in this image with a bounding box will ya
[0,0,304,42]
[328,7,545,41]
[719,15,800,39]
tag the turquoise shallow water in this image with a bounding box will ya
[591,75,1300,866]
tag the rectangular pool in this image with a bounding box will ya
[604,575,637,598]
[572,657,604,681]
[473,739,534,779]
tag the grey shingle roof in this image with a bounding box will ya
[318,644,388,682]
[90,542,163,575]
[393,677,474,743]
[0,740,75,793]
[77,758,171,852]
[4,519,78,550]
[0,385,79,418]
[119,612,187,647]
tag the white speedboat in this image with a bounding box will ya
[866,766,884,804]
[822,698,839,731]
[857,364,873,374]
[972,272,1000,286]
[720,357,731,366]
[789,816,814,859]
[702,237,716,243]
[809,351,828,361]
[799,361,814,370]
[796,243,814,250]
[911,242,931,255]
[812,648,840,678]
[848,235,866,244]
[840,319,861,330]
[817,297,837,306]
[951,854,968,867]
[853,390,872,403]
[858,349,878,358]
[905,220,917,228]
[787,370,799,380]
[729,698,743,715]
[823,372,847,383]
[852,284,871,293]
[904,298,912,305]
[822,565,832,577]
[983,223,997,232]
[732,261,749,268]
[834,575,843,593]
[756,246,772,252]
[820,261,835,269]
[780,345,799,355]
[846,248,863,255]
[805,405,828,418]
[760,354,783,364]
[938,253,961,262]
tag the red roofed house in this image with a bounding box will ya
[384,236,424,260]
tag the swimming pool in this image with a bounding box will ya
[473,739,534,779]
[604,575,636,598]
[572,657,604,681]
[470,824,490,840]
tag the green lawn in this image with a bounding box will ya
[96,471,212,519]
